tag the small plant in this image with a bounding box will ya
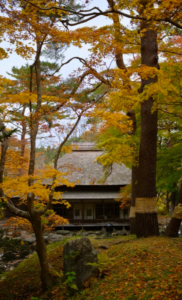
[64,271,78,291]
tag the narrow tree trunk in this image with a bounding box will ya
[28,43,42,177]
[20,106,26,157]
[27,42,55,291]
[27,193,54,291]
[32,216,53,291]
[0,122,8,183]
[135,2,159,238]
[130,165,138,234]
[166,182,182,237]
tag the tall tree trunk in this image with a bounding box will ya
[135,2,159,238]
[27,42,55,291]
[166,182,182,237]
[28,42,42,177]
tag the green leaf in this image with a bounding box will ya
[70,283,78,290]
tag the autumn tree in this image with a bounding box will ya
[0,1,111,291]
[0,0,99,291]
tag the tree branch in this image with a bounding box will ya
[158,49,182,56]
[5,199,30,220]
[53,112,83,170]
[23,1,182,29]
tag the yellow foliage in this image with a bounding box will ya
[116,184,131,209]
[1,167,74,206]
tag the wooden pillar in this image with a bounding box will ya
[103,199,105,220]
[81,200,84,230]
[72,203,74,220]
[82,200,84,220]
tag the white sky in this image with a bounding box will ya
[0,0,129,80]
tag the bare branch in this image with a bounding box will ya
[54,112,83,170]
[158,49,182,56]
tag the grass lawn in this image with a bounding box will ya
[0,236,182,300]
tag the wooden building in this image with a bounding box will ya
[54,143,131,229]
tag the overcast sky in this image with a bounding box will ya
[0,0,129,80]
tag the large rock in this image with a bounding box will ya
[63,237,98,290]
[79,231,96,237]
[96,228,106,236]
[2,251,16,261]
[112,231,121,237]
[23,237,36,244]
[48,233,63,243]
[56,230,70,235]
[21,233,60,245]
[120,228,129,236]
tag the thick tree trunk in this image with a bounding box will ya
[135,98,159,237]
[136,213,159,237]
[166,182,182,237]
[135,3,159,238]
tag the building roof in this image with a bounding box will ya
[57,143,131,186]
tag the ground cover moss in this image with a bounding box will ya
[0,236,182,300]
